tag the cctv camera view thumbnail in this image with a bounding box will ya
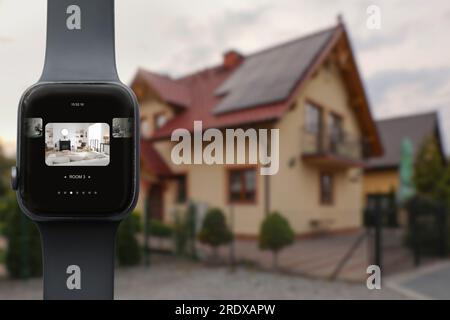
[45,122,110,166]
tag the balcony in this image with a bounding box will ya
[301,129,365,169]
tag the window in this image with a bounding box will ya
[320,172,334,205]
[154,113,168,130]
[329,113,343,139]
[305,102,322,134]
[175,175,187,203]
[228,168,256,203]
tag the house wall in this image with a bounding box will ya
[363,169,399,198]
[135,99,176,215]
[135,181,147,214]
[269,61,364,235]
[138,59,368,236]
[139,99,175,139]
[152,133,267,235]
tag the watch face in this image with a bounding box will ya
[18,83,138,217]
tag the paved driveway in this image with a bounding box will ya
[0,258,406,300]
[199,229,416,282]
[387,261,450,299]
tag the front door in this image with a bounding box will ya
[147,183,164,220]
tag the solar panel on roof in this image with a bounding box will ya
[214,28,335,115]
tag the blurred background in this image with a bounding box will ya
[1,0,450,300]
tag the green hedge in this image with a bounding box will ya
[4,195,42,278]
[117,212,142,266]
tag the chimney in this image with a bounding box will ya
[223,50,244,69]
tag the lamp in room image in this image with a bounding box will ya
[61,128,69,139]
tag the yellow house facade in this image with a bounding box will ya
[132,22,383,237]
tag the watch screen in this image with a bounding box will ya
[19,84,138,217]
[44,122,111,167]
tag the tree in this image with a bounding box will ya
[259,212,295,270]
[0,143,14,198]
[198,208,232,260]
[0,142,14,225]
[410,135,450,256]
[117,212,142,266]
[4,195,42,278]
[413,135,447,200]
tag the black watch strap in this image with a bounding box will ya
[40,0,119,82]
[38,221,119,300]
[36,0,121,301]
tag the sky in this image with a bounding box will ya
[1,0,450,156]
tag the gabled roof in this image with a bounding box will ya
[365,112,442,170]
[133,21,383,156]
[214,27,336,114]
[140,140,173,176]
[132,70,191,108]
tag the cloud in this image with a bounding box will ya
[367,68,450,115]
[366,68,450,154]
[1,0,450,156]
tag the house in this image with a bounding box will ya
[132,20,383,237]
[364,112,444,204]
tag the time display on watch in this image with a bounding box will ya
[18,83,138,217]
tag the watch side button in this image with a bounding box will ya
[11,166,19,190]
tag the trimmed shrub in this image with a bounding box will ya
[198,208,232,259]
[4,195,42,278]
[117,212,142,266]
[259,212,295,269]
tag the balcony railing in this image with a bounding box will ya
[302,128,362,162]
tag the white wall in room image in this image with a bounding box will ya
[44,123,111,166]
[46,123,110,151]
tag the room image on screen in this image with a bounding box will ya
[45,123,110,166]
[112,118,133,138]
[25,118,43,138]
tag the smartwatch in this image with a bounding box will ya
[11,0,139,300]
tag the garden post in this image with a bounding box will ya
[374,198,382,270]
[143,197,151,266]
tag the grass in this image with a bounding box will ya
[0,249,5,264]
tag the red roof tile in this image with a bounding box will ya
[140,139,173,176]
[140,27,343,141]
[149,66,288,140]
[138,70,191,108]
